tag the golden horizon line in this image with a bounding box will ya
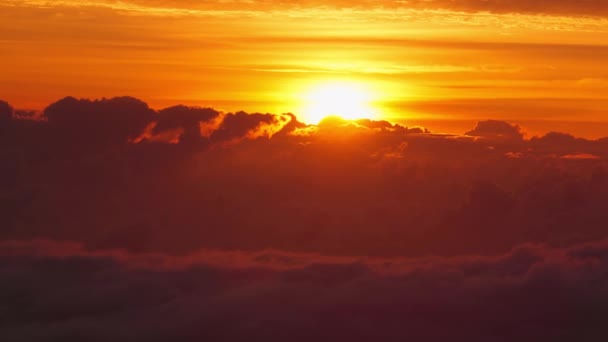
[5,95,608,141]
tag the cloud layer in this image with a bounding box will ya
[1,96,608,340]
[8,0,608,16]
[2,96,608,256]
[2,238,608,341]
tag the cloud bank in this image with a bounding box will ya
[1,96,608,340]
[2,238,608,341]
[1,96,608,257]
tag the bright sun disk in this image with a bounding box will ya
[300,82,378,124]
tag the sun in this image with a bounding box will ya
[300,81,378,124]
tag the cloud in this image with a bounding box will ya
[393,0,608,16]
[1,238,608,341]
[311,116,428,137]
[529,132,608,157]
[131,106,221,145]
[3,96,608,339]
[155,105,220,143]
[43,96,156,150]
[1,96,608,259]
[6,0,608,17]
[561,153,601,160]
[466,120,524,142]
[131,121,184,144]
[0,100,13,124]
[210,111,290,142]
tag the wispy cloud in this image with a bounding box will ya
[4,1,608,31]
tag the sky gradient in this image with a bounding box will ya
[2,0,607,137]
[2,3,608,340]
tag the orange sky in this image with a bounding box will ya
[1,1,607,137]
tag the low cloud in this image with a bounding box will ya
[2,96,608,339]
[1,96,608,258]
[1,239,608,341]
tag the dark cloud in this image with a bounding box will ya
[528,132,608,157]
[210,111,290,142]
[316,117,429,134]
[273,113,308,137]
[1,96,608,258]
[1,239,608,341]
[0,100,13,125]
[43,96,156,150]
[466,120,524,142]
[154,105,220,144]
[3,96,608,339]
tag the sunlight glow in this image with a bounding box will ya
[300,82,378,124]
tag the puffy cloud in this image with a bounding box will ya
[3,96,608,339]
[130,106,221,145]
[273,113,307,137]
[131,121,184,144]
[43,96,156,150]
[311,116,429,137]
[466,120,524,142]
[155,105,220,144]
[210,111,290,142]
[1,96,608,259]
[529,132,608,158]
[1,239,608,341]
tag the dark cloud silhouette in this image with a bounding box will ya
[466,120,524,142]
[43,96,156,150]
[2,97,608,258]
[3,97,608,340]
[0,100,13,125]
[310,116,428,138]
[210,111,291,142]
[528,132,605,157]
[274,113,308,137]
[154,105,220,144]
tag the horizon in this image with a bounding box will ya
[2,1,608,341]
[3,1,608,139]
[4,95,608,140]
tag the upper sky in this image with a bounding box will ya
[1,0,607,136]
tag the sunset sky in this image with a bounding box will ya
[3,2,608,341]
[2,0,607,137]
